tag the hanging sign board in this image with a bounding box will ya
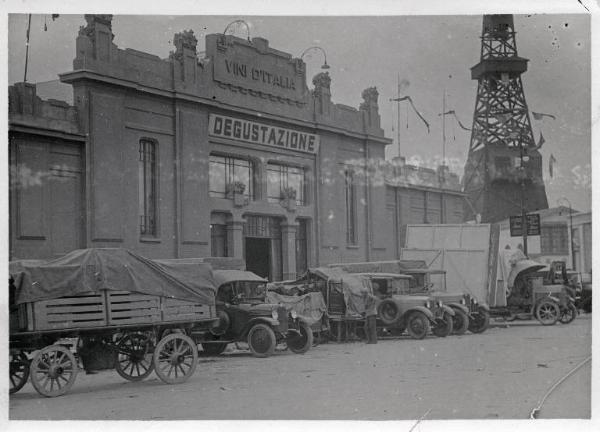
[509,214,541,237]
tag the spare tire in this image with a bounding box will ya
[378,299,401,326]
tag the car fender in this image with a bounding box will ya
[441,305,456,316]
[240,317,279,338]
[448,303,470,315]
[476,302,490,312]
[405,306,435,322]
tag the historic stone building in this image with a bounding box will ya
[9,15,464,280]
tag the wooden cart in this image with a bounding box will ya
[9,290,217,397]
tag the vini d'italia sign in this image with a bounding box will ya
[208,114,319,154]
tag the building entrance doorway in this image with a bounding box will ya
[243,215,282,281]
[245,238,271,279]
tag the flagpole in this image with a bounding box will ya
[397,73,401,157]
[442,89,446,166]
[24,14,32,83]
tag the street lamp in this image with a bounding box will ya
[223,19,251,42]
[557,197,575,270]
[300,46,330,70]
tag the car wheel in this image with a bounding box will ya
[200,342,229,356]
[432,311,454,337]
[535,300,560,325]
[406,311,430,340]
[468,310,490,334]
[451,309,469,335]
[378,299,401,326]
[287,321,314,354]
[559,303,578,324]
[247,323,276,358]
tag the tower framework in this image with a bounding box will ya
[463,15,548,223]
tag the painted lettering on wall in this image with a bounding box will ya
[223,60,296,90]
[209,114,319,154]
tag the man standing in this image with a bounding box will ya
[364,292,378,344]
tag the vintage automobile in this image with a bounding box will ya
[194,270,313,357]
[354,272,455,339]
[503,260,575,326]
[397,267,490,335]
[529,261,579,324]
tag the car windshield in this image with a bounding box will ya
[238,281,267,299]
[408,274,426,293]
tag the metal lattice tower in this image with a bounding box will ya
[463,15,548,223]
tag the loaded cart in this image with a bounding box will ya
[9,248,218,397]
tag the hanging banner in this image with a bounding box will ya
[209,114,319,154]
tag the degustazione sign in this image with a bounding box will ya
[208,114,319,154]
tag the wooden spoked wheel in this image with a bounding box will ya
[153,333,198,384]
[30,345,78,397]
[114,332,155,382]
[9,351,30,394]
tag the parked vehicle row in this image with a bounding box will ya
[9,249,583,399]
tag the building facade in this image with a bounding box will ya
[9,15,465,281]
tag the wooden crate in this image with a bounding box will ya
[106,291,161,325]
[32,293,106,331]
[162,298,215,322]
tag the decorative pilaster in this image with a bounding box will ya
[226,220,245,260]
[281,223,298,281]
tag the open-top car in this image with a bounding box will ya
[194,270,313,357]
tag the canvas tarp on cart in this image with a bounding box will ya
[266,291,327,325]
[10,248,217,305]
[310,267,372,318]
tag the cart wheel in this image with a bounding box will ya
[559,303,578,324]
[153,333,198,384]
[406,311,430,340]
[30,345,78,397]
[451,309,469,335]
[9,351,30,394]
[115,332,155,382]
[535,300,560,325]
[432,311,454,337]
[287,321,314,354]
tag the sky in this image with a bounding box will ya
[5,9,593,212]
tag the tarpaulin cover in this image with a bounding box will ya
[10,248,217,305]
[330,260,428,274]
[212,270,267,287]
[265,291,327,325]
[310,267,372,317]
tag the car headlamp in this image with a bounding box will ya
[460,298,466,305]
[437,300,443,308]
[291,310,298,319]
[425,300,431,309]
[271,309,279,320]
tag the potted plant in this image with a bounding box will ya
[281,187,297,211]
[226,181,247,207]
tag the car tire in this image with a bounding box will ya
[559,303,578,324]
[247,323,276,358]
[287,321,314,354]
[406,311,430,340]
[468,310,490,334]
[200,342,229,356]
[432,311,454,337]
[451,308,469,335]
[378,299,401,326]
[535,299,560,325]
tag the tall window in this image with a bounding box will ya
[139,139,157,236]
[210,224,228,257]
[267,163,306,205]
[345,170,357,245]
[209,155,254,199]
[541,224,568,254]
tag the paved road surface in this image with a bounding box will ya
[9,314,592,420]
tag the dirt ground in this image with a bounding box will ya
[8,314,592,421]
